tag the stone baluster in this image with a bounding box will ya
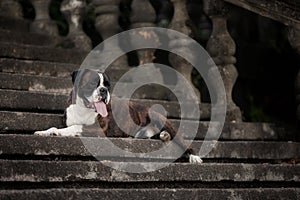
[188,0,212,45]
[204,0,242,122]
[288,26,300,123]
[29,0,59,37]
[0,0,23,19]
[127,0,167,99]
[91,0,128,68]
[61,0,92,51]
[168,0,201,102]
[130,0,157,64]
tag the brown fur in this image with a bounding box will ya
[95,97,194,157]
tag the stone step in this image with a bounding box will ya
[0,29,56,46]
[0,70,203,102]
[0,71,204,102]
[0,16,30,32]
[0,90,68,112]
[0,89,210,119]
[1,188,299,200]
[0,111,64,132]
[0,58,129,81]
[0,42,86,64]
[0,58,77,77]
[0,71,173,95]
[0,74,72,94]
[1,160,299,182]
[0,111,292,141]
[0,72,175,94]
[0,135,299,160]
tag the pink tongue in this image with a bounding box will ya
[94,101,108,117]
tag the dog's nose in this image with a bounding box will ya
[99,88,108,102]
[99,87,107,95]
[99,87,110,104]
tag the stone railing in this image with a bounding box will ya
[1,0,300,123]
[222,0,300,123]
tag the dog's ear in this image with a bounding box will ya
[103,73,110,89]
[71,70,79,85]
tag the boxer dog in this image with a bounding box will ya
[34,69,202,163]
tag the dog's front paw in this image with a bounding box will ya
[34,127,60,136]
[189,155,203,164]
[159,131,171,142]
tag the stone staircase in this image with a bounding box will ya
[0,16,300,199]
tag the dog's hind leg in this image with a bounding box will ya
[134,126,158,139]
[134,125,171,142]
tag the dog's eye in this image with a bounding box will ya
[89,80,100,86]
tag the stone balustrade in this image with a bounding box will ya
[1,0,300,123]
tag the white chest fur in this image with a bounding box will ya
[66,104,98,126]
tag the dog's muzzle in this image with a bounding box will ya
[87,87,110,118]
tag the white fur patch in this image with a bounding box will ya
[34,125,83,137]
[189,155,203,164]
[66,104,98,126]
[99,73,104,87]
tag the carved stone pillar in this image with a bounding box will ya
[188,0,211,45]
[0,0,23,19]
[29,0,59,37]
[61,0,92,51]
[204,0,242,122]
[130,0,157,64]
[288,26,300,123]
[92,0,128,68]
[128,0,167,99]
[168,0,201,102]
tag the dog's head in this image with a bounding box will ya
[71,69,110,117]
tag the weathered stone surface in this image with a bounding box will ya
[0,16,29,32]
[205,1,241,122]
[29,0,59,37]
[0,134,299,160]
[130,0,157,65]
[0,58,78,77]
[0,89,210,119]
[0,111,293,140]
[0,75,191,102]
[0,42,87,64]
[0,0,23,19]
[177,121,296,141]
[1,160,299,182]
[0,111,64,131]
[93,0,128,67]
[60,0,92,51]
[168,0,201,102]
[0,1,298,196]
[225,0,300,26]
[0,90,68,112]
[1,188,299,200]
[0,62,132,82]
[0,74,72,94]
[0,29,56,46]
